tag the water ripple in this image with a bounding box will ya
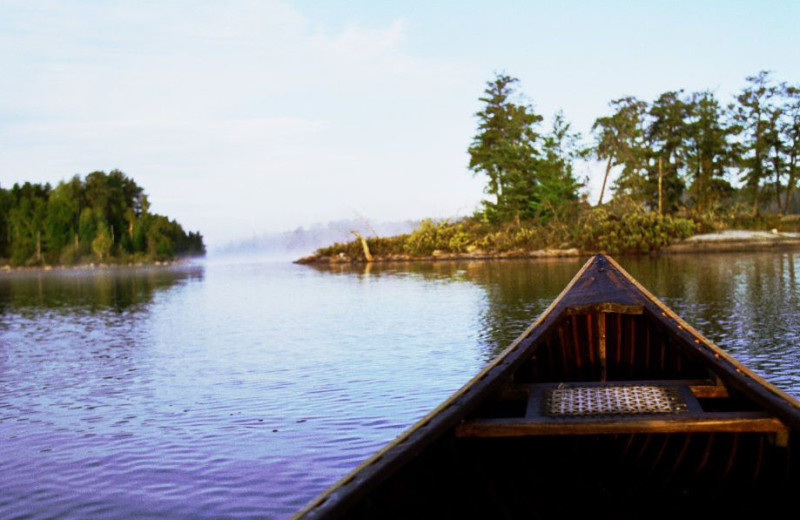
[1,255,800,519]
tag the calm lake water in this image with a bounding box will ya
[2,253,800,519]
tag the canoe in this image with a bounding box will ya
[292,254,800,519]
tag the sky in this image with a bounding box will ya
[1,0,799,247]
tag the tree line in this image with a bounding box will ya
[469,71,800,224]
[0,170,205,266]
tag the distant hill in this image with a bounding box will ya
[215,219,419,257]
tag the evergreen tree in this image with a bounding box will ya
[534,111,585,221]
[645,91,690,212]
[468,73,543,224]
[684,91,734,211]
[730,71,779,216]
[782,84,800,213]
[592,97,649,205]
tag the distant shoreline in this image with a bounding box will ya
[296,230,800,265]
[0,258,193,275]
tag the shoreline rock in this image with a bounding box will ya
[662,230,800,254]
[295,248,581,265]
[0,259,189,275]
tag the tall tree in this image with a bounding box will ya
[764,102,786,213]
[44,177,82,261]
[684,91,734,211]
[592,97,648,205]
[534,111,585,221]
[645,91,690,212]
[8,183,50,265]
[782,84,800,213]
[469,73,542,224]
[730,71,778,216]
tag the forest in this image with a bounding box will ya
[471,70,799,225]
[313,70,800,260]
[0,170,205,266]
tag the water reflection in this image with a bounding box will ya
[0,265,204,313]
[620,253,800,391]
[2,255,799,520]
[311,253,800,395]
[306,259,581,355]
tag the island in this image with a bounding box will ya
[299,71,800,264]
[0,170,205,268]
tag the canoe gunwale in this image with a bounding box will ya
[291,254,800,519]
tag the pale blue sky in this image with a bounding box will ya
[1,1,798,246]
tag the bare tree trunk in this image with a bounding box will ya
[752,179,760,217]
[658,157,663,215]
[775,154,783,215]
[598,156,612,205]
[785,161,797,214]
[351,231,373,262]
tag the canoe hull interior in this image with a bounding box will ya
[343,431,797,519]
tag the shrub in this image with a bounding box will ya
[576,209,693,254]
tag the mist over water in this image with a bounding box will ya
[1,253,799,519]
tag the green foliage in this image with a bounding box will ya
[576,208,693,254]
[474,225,543,252]
[0,171,205,266]
[404,219,453,255]
[313,208,701,260]
[730,71,778,215]
[92,220,113,261]
[469,74,584,224]
[593,96,649,205]
[468,74,542,223]
[685,91,735,211]
[315,218,568,258]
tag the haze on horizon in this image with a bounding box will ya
[1,0,798,247]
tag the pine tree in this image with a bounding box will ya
[468,74,543,224]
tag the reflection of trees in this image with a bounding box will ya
[0,266,204,313]
[306,254,800,389]
[618,253,800,394]
[468,260,585,357]
[306,259,586,360]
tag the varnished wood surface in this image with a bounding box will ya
[456,413,788,437]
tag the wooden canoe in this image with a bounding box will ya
[292,254,800,519]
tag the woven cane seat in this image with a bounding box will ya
[544,385,688,417]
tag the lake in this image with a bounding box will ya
[2,252,799,519]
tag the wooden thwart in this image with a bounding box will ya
[458,380,782,438]
[455,412,788,438]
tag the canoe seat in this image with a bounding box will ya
[456,381,789,438]
[545,384,687,417]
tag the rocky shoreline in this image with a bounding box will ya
[0,259,187,274]
[295,248,581,265]
[661,230,800,254]
[296,230,800,265]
